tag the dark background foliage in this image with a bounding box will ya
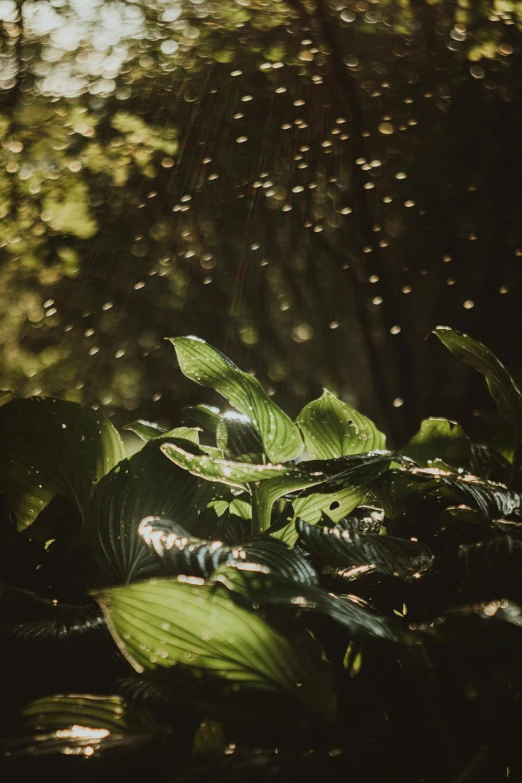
[1,0,521,443]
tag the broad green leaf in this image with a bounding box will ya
[213,565,402,642]
[297,389,386,460]
[253,470,328,534]
[401,418,471,469]
[207,497,252,521]
[86,438,216,585]
[138,517,318,584]
[184,405,264,462]
[2,694,160,758]
[230,498,252,519]
[0,398,125,531]
[296,519,434,579]
[170,337,303,462]
[124,420,167,442]
[93,578,336,723]
[434,326,522,428]
[0,582,105,648]
[215,412,264,462]
[411,468,522,520]
[161,442,294,489]
[269,452,395,543]
[374,464,522,521]
[372,469,431,518]
[182,404,221,434]
[166,427,202,445]
[124,421,201,446]
[292,486,369,525]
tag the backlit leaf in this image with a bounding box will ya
[296,519,434,579]
[93,577,336,722]
[138,516,318,584]
[86,438,216,585]
[1,694,160,758]
[401,418,471,469]
[297,389,386,460]
[0,398,125,531]
[434,326,522,429]
[161,442,294,489]
[170,337,303,462]
[213,565,402,642]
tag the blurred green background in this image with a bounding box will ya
[1,0,522,445]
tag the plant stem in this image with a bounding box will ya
[250,483,269,537]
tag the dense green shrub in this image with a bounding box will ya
[1,326,522,781]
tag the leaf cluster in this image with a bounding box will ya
[2,326,522,781]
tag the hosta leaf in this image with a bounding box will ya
[0,398,124,532]
[86,438,216,585]
[183,406,264,462]
[435,473,522,519]
[371,468,438,518]
[292,486,369,526]
[269,452,395,543]
[2,694,160,758]
[469,443,511,483]
[138,517,318,585]
[213,565,402,642]
[170,337,303,462]
[0,583,106,648]
[434,326,522,428]
[297,389,386,460]
[296,519,434,579]
[207,496,252,522]
[161,442,296,489]
[124,421,202,447]
[124,420,167,442]
[93,578,336,722]
[386,466,522,521]
[215,412,264,462]
[182,404,221,434]
[401,418,471,469]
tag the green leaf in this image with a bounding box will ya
[182,404,221,434]
[297,389,386,460]
[170,337,303,462]
[86,438,216,585]
[138,517,318,584]
[378,464,522,521]
[1,694,160,758]
[401,418,471,469]
[292,486,369,525]
[213,565,402,642]
[161,442,295,489]
[123,420,167,442]
[215,412,264,462]
[184,405,264,462]
[93,577,336,723]
[0,398,125,531]
[296,519,434,579]
[0,582,106,649]
[414,468,522,520]
[269,452,395,543]
[434,326,522,428]
[124,421,201,446]
[371,468,436,518]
